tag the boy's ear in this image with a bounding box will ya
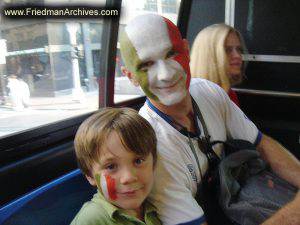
[85,175,96,186]
[121,66,139,86]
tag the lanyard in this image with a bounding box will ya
[175,97,221,182]
[191,97,221,171]
[147,97,221,181]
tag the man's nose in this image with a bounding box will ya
[120,167,137,184]
[157,60,176,81]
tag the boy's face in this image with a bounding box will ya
[87,131,154,214]
[121,15,191,106]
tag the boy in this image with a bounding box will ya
[71,107,161,225]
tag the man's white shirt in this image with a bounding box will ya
[139,79,261,225]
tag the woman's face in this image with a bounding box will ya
[225,31,242,86]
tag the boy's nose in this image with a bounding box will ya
[120,167,138,184]
[157,60,175,82]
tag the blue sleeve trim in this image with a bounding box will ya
[176,215,206,225]
[254,131,263,146]
[146,99,200,137]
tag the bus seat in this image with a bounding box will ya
[0,169,96,225]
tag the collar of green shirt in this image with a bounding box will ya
[94,190,158,223]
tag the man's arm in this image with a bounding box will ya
[256,134,300,188]
[261,191,300,225]
[257,134,300,225]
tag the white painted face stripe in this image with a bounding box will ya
[125,14,172,61]
[100,173,109,199]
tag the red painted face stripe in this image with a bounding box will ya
[105,175,117,200]
[163,18,191,89]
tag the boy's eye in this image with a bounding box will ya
[105,163,117,171]
[134,157,145,165]
[166,49,177,58]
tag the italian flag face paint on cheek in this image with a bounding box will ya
[96,174,117,200]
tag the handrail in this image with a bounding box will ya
[233,88,300,98]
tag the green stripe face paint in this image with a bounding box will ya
[120,31,158,100]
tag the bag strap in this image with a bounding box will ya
[191,97,210,140]
[191,97,221,165]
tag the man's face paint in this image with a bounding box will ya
[120,14,191,106]
[96,173,117,200]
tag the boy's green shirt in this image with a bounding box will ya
[70,190,161,225]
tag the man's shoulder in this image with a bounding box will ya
[190,78,228,104]
[190,78,223,92]
[139,102,159,124]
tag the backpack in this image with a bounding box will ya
[191,98,297,225]
[215,139,297,225]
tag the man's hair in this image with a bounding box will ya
[74,107,157,178]
[190,23,247,92]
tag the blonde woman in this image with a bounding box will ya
[190,23,246,106]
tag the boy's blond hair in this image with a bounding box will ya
[190,23,247,92]
[74,107,157,178]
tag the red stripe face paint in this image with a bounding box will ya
[164,18,191,90]
[100,174,117,200]
[106,175,117,200]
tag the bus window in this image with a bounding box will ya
[114,0,181,104]
[0,0,114,138]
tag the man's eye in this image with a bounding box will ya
[139,61,153,71]
[166,50,177,58]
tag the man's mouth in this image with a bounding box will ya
[156,77,183,90]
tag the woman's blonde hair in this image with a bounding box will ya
[190,23,246,92]
[74,107,157,178]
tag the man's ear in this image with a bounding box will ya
[121,66,139,86]
[86,175,96,186]
[183,39,190,61]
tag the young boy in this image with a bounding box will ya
[71,107,161,225]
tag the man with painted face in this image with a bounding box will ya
[120,14,300,225]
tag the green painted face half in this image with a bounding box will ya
[95,173,101,191]
[119,30,158,101]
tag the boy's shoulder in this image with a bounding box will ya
[70,192,113,225]
[70,193,161,225]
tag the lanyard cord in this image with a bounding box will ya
[169,97,210,182]
[148,96,219,182]
[191,97,210,141]
[186,131,203,181]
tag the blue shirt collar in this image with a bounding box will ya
[146,98,201,137]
